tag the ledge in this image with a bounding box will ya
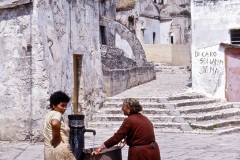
[220,43,240,49]
[0,0,32,9]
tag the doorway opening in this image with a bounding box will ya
[153,32,156,44]
[100,25,107,45]
[73,54,84,114]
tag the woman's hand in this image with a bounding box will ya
[119,139,126,148]
[51,135,63,148]
[92,144,105,155]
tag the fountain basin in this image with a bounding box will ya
[84,146,122,160]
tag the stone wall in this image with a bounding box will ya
[101,46,137,70]
[116,0,136,11]
[159,0,191,44]
[143,44,190,66]
[101,45,155,96]
[0,2,35,141]
[103,66,155,96]
[100,16,147,66]
[116,0,160,45]
[191,0,240,98]
[0,0,104,141]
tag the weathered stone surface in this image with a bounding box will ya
[0,0,31,9]
[191,0,240,98]
[116,0,136,11]
[0,0,104,141]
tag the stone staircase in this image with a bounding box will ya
[154,63,191,74]
[88,93,240,135]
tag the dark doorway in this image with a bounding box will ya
[73,54,84,113]
[100,26,107,45]
[171,36,174,44]
[153,32,156,44]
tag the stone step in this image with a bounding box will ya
[92,115,185,123]
[104,97,168,103]
[154,65,190,70]
[177,103,234,114]
[215,126,240,135]
[190,119,240,131]
[182,126,240,135]
[98,108,181,116]
[155,70,190,74]
[183,108,240,122]
[168,94,206,101]
[102,102,171,109]
[103,98,216,109]
[171,98,220,107]
[105,94,206,103]
[88,121,192,131]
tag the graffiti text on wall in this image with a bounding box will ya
[195,51,224,75]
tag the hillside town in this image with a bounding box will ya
[0,0,240,160]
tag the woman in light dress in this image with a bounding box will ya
[43,91,76,160]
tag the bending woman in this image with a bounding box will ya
[93,98,161,160]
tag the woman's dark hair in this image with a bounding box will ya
[49,91,70,109]
[123,98,142,114]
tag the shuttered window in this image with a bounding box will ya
[230,30,240,44]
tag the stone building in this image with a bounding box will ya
[0,0,154,141]
[115,0,191,65]
[191,0,240,101]
[158,0,191,45]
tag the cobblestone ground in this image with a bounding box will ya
[84,128,240,160]
[115,71,192,98]
[1,128,240,160]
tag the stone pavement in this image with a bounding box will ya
[1,64,240,160]
[1,128,240,160]
[114,65,192,98]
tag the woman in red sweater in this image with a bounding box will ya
[93,98,161,160]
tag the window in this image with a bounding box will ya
[171,36,174,44]
[153,32,156,44]
[230,29,240,44]
[100,26,107,45]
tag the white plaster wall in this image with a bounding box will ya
[191,0,240,99]
[0,0,104,141]
[115,33,134,58]
[139,17,160,44]
[0,3,38,141]
[160,20,172,44]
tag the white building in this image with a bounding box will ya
[191,0,240,101]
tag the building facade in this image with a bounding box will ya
[0,0,155,141]
[191,0,240,101]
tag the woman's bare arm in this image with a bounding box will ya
[51,119,62,148]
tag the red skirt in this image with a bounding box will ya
[128,141,161,160]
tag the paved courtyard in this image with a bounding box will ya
[1,66,240,160]
[1,129,240,160]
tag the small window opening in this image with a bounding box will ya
[171,36,174,44]
[153,32,156,44]
[128,16,135,29]
[100,26,107,45]
[230,30,240,44]
[141,29,145,43]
